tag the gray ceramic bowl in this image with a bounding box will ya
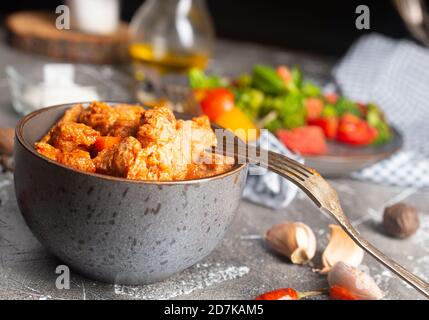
[14,102,247,285]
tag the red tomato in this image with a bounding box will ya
[200,88,234,121]
[276,66,292,84]
[308,117,339,139]
[277,126,327,155]
[304,97,324,120]
[325,93,338,104]
[337,113,378,146]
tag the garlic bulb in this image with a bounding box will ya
[328,262,384,300]
[265,222,316,264]
[319,224,364,273]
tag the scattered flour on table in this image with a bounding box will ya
[239,234,262,240]
[372,269,394,296]
[373,269,393,286]
[114,264,250,300]
[412,213,429,252]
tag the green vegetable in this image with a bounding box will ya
[187,65,392,146]
[234,88,265,119]
[236,74,252,87]
[366,103,391,145]
[252,65,285,95]
[321,104,337,117]
[334,97,361,117]
[278,94,303,116]
[188,68,226,89]
[265,118,283,133]
[291,67,303,86]
[262,93,305,129]
[283,66,303,94]
[302,81,321,97]
[282,111,306,129]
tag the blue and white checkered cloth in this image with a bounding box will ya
[333,33,429,188]
[242,130,300,209]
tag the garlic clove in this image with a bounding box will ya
[265,221,316,264]
[319,224,364,273]
[328,261,384,300]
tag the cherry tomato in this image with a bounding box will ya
[337,113,378,146]
[325,93,338,104]
[200,88,234,121]
[308,117,339,139]
[304,97,324,120]
[276,66,292,84]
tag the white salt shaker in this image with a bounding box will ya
[66,0,120,35]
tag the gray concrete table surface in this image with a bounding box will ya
[0,33,428,300]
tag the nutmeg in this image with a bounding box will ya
[383,202,419,239]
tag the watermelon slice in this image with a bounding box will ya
[277,126,327,155]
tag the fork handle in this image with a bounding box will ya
[338,220,429,298]
[218,141,429,298]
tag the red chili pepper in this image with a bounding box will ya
[255,288,322,300]
[329,285,358,300]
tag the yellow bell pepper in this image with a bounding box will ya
[214,108,259,142]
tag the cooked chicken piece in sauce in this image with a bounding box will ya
[35,142,60,161]
[35,102,234,180]
[40,104,84,143]
[79,102,144,137]
[137,105,176,147]
[49,122,100,152]
[57,149,96,173]
[78,101,119,135]
[35,142,96,173]
[94,136,149,180]
[186,152,235,179]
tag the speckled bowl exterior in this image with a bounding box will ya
[14,103,247,285]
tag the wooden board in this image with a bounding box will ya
[6,10,130,64]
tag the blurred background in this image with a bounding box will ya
[0,0,428,184]
[0,0,414,56]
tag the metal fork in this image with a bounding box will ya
[216,139,429,298]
